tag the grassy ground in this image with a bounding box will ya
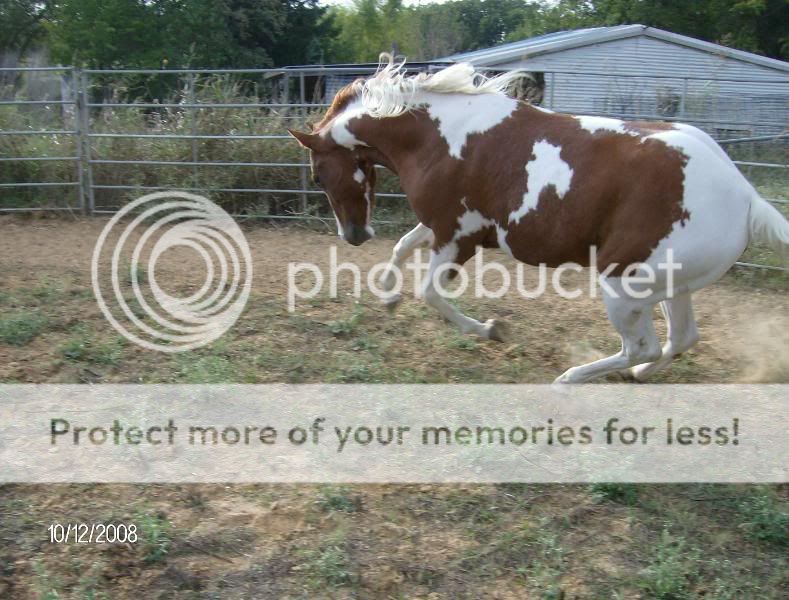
[0,217,787,598]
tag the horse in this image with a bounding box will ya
[288,56,789,383]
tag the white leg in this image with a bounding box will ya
[555,296,662,383]
[379,223,433,308]
[629,293,699,381]
[422,245,508,341]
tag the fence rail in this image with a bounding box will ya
[1,65,787,272]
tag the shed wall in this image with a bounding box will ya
[492,36,789,136]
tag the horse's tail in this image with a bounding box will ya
[748,194,789,253]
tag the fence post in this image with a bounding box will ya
[299,71,308,214]
[72,68,86,215]
[77,69,95,215]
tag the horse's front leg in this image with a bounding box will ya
[378,223,433,309]
[422,241,508,342]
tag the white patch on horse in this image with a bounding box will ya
[353,168,365,184]
[496,226,513,257]
[431,241,459,270]
[509,141,574,224]
[423,92,518,159]
[326,100,368,149]
[454,208,494,240]
[334,214,344,237]
[364,184,375,237]
[575,115,637,136]
[639,130,751,287]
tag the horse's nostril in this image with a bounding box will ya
[344,224,371,246]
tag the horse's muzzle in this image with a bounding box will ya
[343,224,372,246]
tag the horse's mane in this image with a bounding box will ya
[313,54,526,130]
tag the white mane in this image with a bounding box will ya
[359,53,526,119]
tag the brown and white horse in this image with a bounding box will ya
[288,57,789,383]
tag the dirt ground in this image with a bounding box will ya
[0,216,787,599]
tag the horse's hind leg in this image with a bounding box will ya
[379,223,433,309]
[629,293,699,381]
[555,297,662,383]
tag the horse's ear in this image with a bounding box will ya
[287,129,319,150]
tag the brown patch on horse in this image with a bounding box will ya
[312,81,363,132]
[477,108,691,273]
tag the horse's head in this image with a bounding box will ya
[287,128,376,246]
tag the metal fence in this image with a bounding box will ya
[1,65,787,270]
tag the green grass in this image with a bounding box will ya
[0,311,49,346]
[59,334,126,365]
[175,354,236,383]
[32,561,62,600]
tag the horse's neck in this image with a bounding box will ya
[350,91,522,169]
[415,91,520,160]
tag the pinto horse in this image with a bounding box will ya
[288,57,789,383]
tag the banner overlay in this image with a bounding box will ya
[1,384,785,483]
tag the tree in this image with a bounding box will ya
[270,1,336,66]
[0,0,55,64]
[44,0,334,69]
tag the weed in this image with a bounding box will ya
[445,332,478,351]
[315,486,361,514]
[637,529,700,599]
[329,363,379,383]
[350,336,378,351]
[136,512,172,564]
[0,311,48,346]
[301,543,354,588]
[736,487,788,546]
[591,483,640,506]
[328,306,364,337]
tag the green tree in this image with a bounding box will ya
[270,0,336,65]
[0,0,54,62]
[46,0,168,67]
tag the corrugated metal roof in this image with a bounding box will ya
[442,24,789,73]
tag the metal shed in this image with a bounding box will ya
[442,25,789,137]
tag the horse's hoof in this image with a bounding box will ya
[623,365,651,383]
[382,294,402,312]
[484,319,509,342]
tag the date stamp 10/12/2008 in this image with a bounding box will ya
[47,523,139,544]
